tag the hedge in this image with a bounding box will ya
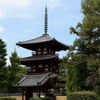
[67,91,98,100]
[0,98,16,100]
[29,98,38,100]
[30,97,51,100]
[40,97,51,100]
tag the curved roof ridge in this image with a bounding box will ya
[37,73,49,84]
[17,34,53,45]
[55,38,70,47]
[16,76,26,85]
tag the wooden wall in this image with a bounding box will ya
[55,96,67,100]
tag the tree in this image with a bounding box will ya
[0,39,7,68]
[7,50,27,93]
[0,39,8,93]
[66,0,100,94]
[81,0,100,94]
[56,57,68,95]
[66,58,88,92]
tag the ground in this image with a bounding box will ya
[0,96,24,100]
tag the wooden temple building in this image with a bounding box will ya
[14,6,69,100]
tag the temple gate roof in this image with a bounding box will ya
[14,73,58,89]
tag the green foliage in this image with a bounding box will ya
[7,50,27,93]
[29,97,51,100]
[0,40,26,93]
[66,0,100,95]
[81,0,100,15]
[0,39,7,68]
[40,97,51,100]
[0,39,8,93]
[56,57,68,95]
[67,91,98,100]
[30,98,38,100]
[66,61,88,93]
[0,67,9,93]
[9,51,21,72]
[0,98,16,100]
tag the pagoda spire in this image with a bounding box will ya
[44,5,48,34]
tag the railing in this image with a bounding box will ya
[32,51,59,57]
[0,93,22,97]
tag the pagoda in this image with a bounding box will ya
[14,6,69,100]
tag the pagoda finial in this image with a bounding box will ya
[44,5,48,34]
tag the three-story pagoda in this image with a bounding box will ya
[15,6,69,100]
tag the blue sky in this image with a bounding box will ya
[0,0,83,65]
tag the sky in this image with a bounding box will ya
[0,0,83,65]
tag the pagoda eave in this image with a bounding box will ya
[21,55,59,66]
[21,55,58,62]
[16,34,70,51]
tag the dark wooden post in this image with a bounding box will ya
[26,89,33,100]
[22,88,24,100]
[38,87,41,97]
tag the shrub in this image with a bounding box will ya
[0,98,16,100]
[29,98,39,100]
[29,97,51,100]
[40,97,51,100]
[67,91,98,100]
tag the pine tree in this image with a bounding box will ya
[0,39,8,93]
[7,50,27,93]
[81,0,100,94]
[66,0,100,94]
[0,39,7,68]
[56,57,68,95]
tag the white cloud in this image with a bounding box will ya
[0,0,62,18]
[6,57,11,66]
[32,0,61,7]
[0,0,33,18]
[0,26,5,32]
[0,0,32,7]
[0,11,6,17]
[2,39,6,42]
[12,14,34,18]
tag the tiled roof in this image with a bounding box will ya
[14,73,58,88]
[16,34,70,51]
[21,55,57,62]
[17,34,53,45]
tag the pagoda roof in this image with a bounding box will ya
[21,55,58,65]
[14,73,58,88]
[21,55,57,62]
[16,34,69,51]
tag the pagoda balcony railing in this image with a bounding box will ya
[32,51,59,57]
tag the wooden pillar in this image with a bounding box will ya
[26,89,33,100]
[22,88,24,100]
[38,87,41,98]
[31,66,33,73]
[39,90,40,98]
